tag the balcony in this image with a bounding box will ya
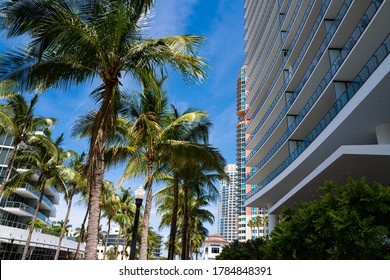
[3,201,52,226]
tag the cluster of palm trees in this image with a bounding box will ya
[247,214,268,239]
[0,0,227,260]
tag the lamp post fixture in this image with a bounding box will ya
[129,185,145,260]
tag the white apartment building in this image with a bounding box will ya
[0,133,84,259]
[217,164,238,241]
[243,0,390,232]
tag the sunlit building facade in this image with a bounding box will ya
[243,0,390,232]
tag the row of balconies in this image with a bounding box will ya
[245,0,302,105]
[13,182,57,217]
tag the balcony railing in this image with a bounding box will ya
[245,0,272,62]
[246,32,390,200]
[0,218,28,229]
[246,0,337,143]
[247,0,296,97]
[246,0,380,167]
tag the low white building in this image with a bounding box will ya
[202,234,229,260]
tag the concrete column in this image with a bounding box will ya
[268,214,278,234]
[376,123,390,144]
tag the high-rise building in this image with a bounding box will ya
[243,0,390,232]
[236,66,264,241]
[217,164,238,241]
[0,133,84,259]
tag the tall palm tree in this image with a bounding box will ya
[0,93,54,197]
[6,134,65,260]
[54,152,87,260]
[0,0,208,259]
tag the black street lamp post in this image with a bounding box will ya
[129,185,145,260]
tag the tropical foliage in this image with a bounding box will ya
[266,177,390,260]
[218,177,390,260]
[216,238,267,260]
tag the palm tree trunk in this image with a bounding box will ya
[181,185,188,260]
[85,145,104,260]
[188,241,193,260]
[74,207,89,260]
[186,228,191,260]
[168,170,179,260]
[103,218,111,260]
[139,158,154,260]
[21,185,45,260]
[0,142,18,198]
[85,81,117,260]
[263,208,268,238]
[54,188,75,260]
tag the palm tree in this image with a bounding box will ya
[112,187,136,260]
[0,0,208,259]
[179,159,225,260]
[247,219,255,240]
[160,105,217,260]
[254,215,263,238]
[157,186,216,259]
[0,93,54,198]
[6,134,65,260]
[54,152,87,260]
[51,220,72,236]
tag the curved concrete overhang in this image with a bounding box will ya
[270,144,390,214]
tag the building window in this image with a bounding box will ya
[211,247,220,254]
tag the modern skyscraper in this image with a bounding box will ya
[236,66,264,241]
[217,164,238,241]
[0,133,84,259]
[243,0,390,232]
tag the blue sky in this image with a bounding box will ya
[0,0,246,242]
